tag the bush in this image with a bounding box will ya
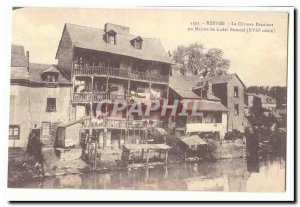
[8,150,43,186]
[205,140,218,160]
[224,130,244,140]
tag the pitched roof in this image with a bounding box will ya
[206,93,221,101]
[11,44,27,67]
[170,75,223,101]
[179,135,207,146]
[171,89,201,99]
[10,67,29,80]
[10,45,29,81]
[170,73,246,91]
[185,99,228,112]
[58,23,172,64]
[123,144,171,152]
[42,66,60,74]
[193,73,246,88]
[29,63,71,85]
[58,116,89,127]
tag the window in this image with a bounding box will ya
[46,98,56,112]
[188,116,202,123]
[108,35,115,45]
[44,73,58,82]
[234,86,239,97]
[234,104,239,116]
[214,112,222,123]
[42,122,50,136]
[134,41,142,49]
[9,125,20,140]
[132,37,143,49]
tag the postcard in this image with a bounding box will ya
[6,7,294,201]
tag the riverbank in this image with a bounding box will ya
[8,156,285,191]
[8,148,43,187]
[8,128,285,188]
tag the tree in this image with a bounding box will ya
[172,43,230,77]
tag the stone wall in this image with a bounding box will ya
[215,139,246,159]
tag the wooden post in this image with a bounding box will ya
[103,129,106,150]
[145,129,148,144]
[90,103,93,119]
[141,148,144,160]
[120,129,123,147]
[138,129,141,142]
[133,128,136,144]
[164,165,168,179]
[123,129,126,144]
[94,142,97,170]
[159,149,162,160]
[146,149,150,165]
[105,77,109,118]
[165,150,168,163]
[166,85,169,100]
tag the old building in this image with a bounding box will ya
[169,75,228,139]
[9,44,72,148]
[169,72,246,134]
[9,45,31,148]
[245,93,277,114]
[55,23,172,149]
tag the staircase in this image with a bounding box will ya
[41,136,55,147]
[40,122,59,148]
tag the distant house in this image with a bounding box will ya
[274,108,287,127]
[10,44,31,148]
[169,75,228,139]
[169,73,246,135]
[9,44,72,148]
[245,93,276,114]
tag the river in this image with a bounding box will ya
[16,156,285,192]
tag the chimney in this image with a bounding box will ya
[104,23,129,34]
[26,51,29,71]
[206,81,213,94]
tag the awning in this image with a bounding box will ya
[123,144,171,152]
[179,135,207,146]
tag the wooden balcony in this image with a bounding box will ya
[73,92,131,103]
[73,65,169,84]
[82,118,163,129]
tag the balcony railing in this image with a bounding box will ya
[73,92,132,103]
[73,65,169,84]
[82,118,163,129]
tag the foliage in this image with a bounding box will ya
[172,43,230,77]
[205,140,218,160]
[8,149,43,186]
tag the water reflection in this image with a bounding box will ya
[36,157,285,192]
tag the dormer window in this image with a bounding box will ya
[131,36,143,50]
[41,66,60,83]
[109,35,115,45]
[106,30,117,45]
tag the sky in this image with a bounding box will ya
[12,8,288,86]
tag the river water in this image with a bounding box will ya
[19,156,285,192]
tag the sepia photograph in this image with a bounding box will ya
[5,6,294,201]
